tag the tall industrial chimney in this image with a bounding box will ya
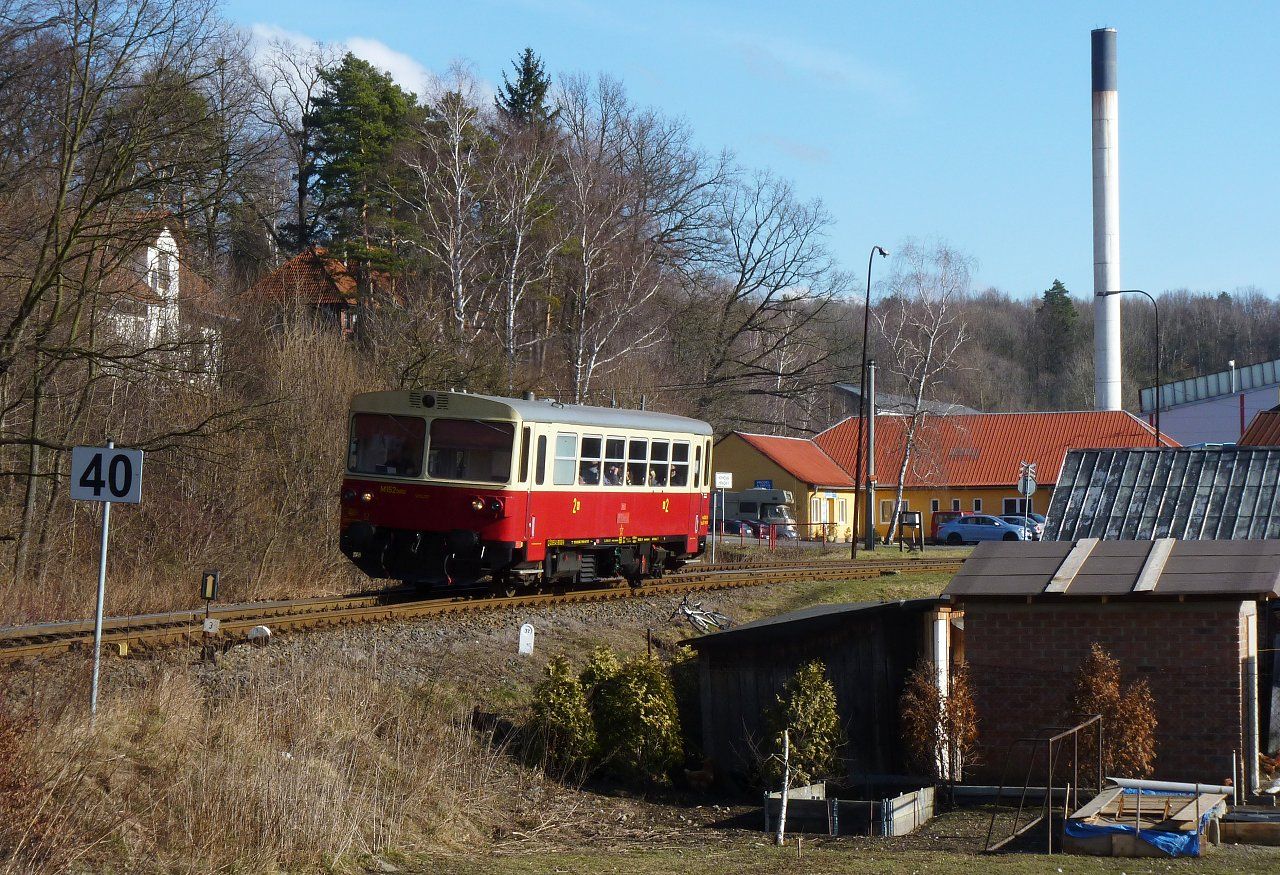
[1092,27,1122,410]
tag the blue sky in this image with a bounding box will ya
[225,0,1279,300]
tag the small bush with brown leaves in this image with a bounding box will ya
[1069,642,1157,778]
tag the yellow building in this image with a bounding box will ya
[713,432,858,541]
[718,410,1175,541]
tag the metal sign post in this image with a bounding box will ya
[70,441,144,718]
[712,472,733,564]
[1017,461,1038,537]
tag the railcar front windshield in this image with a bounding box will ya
[427,418,515,483]
[348,413,426,477]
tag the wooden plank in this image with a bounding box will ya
[1133,537,1176,592]
[1045,537,1099,593]
[1168,793,1227,822]
[1071,786,1123,820]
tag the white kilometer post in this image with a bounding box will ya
[70,441,144,718]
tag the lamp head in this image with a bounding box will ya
[874,246,889,258]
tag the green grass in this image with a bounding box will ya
[737,568,957,622]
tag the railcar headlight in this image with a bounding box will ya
[471,497,486,512]
[361,492,374,503]
[488,498,504,515]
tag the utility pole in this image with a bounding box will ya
[864,361,878,551]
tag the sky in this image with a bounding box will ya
[224,0,1280,300]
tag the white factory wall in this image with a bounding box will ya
[1154,387,1280,446]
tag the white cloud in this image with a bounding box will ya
[345,36,433,97]
[245,22,495,106]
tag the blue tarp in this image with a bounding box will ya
[1065,789,1211,858]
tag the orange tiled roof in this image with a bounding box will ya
[1239,410,1280,446]
[814,410,1178,489]
[249,247,365,306]
[731,433,856,488]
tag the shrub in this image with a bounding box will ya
[762,660,843,787]
[1069,643,1157,778]
[529,655,598,775]
[899,657,979,782]
[593,655,682,782]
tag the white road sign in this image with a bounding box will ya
[1017,475,1037,497]
[71,445,143,504]
[714,471,733,490]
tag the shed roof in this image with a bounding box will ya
[1239,410,1280,446]
[1045,446,1280,540]
[944,538,1280,599]
[682,597,943,649]
[815,411,1174,489]
[728,432,855,488]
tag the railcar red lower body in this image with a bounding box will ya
[340,478,709,588]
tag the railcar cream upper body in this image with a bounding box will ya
[346,390,714,494]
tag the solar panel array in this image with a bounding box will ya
[1045,446,1280,541]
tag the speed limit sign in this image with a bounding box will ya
[71,445,143,504]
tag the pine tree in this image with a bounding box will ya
[1035,279,1084,408]
[306,53,417,275]
[495,47,556,125]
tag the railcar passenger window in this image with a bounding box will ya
[553,433,578,485]
[649,441,669,486]
[670,442,689,487]
[348,413,426,477]
[694,445,702,488]
[426,419,515,483]
[579,435,602,485]
[519,426,531,483]
[604,437,626,486]
[536,435,547,485]
[627,439,648,487]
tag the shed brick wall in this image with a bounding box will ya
[963,600,1251,783]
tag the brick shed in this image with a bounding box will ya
[683,598,957,784]
[944,539,1278,790]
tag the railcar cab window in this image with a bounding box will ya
[348,413,426,477]
[627,439,647,486]
[553,433,578,485]
[579,435,603,485]
[649,441,669,486]
[426,419,514,483]
[604,437,625,486]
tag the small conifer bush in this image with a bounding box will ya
[763,660,843,787]
[529,655,597,775]
[592,655,683,782]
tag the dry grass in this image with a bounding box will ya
[0,657,513,873]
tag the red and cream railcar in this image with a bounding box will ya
[340,390,713,589]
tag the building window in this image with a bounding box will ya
[931,499,940,513]
[972,498,983,513]
[1003,497,1031,515]
[952,499,961,511]
[880,499,907,524]
[836,499,847,524]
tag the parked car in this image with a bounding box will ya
[930,510,971,543]
[938,514,1032,544]
[1000,514,1044,540]
[716,518,758,538]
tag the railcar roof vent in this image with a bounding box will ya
[408,391,423,407]
[435,393,449,409]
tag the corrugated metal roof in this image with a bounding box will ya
[944,538,1280,598]
[814,411,1175,489]
[1239,410,1280,446]
[682,597,943,649]
[1045,447,1280,540]
[730,432,855,488]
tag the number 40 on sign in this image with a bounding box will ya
[71,445,143,504]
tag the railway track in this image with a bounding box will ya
[0,557,963,663]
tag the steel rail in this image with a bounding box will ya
[0,558,962,663]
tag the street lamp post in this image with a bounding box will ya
[1101,288,1161,447]
[853,246,888,558]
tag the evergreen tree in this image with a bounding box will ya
[1034,279,1084,408]
[495,47,556,125]
[306,53,417,275]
